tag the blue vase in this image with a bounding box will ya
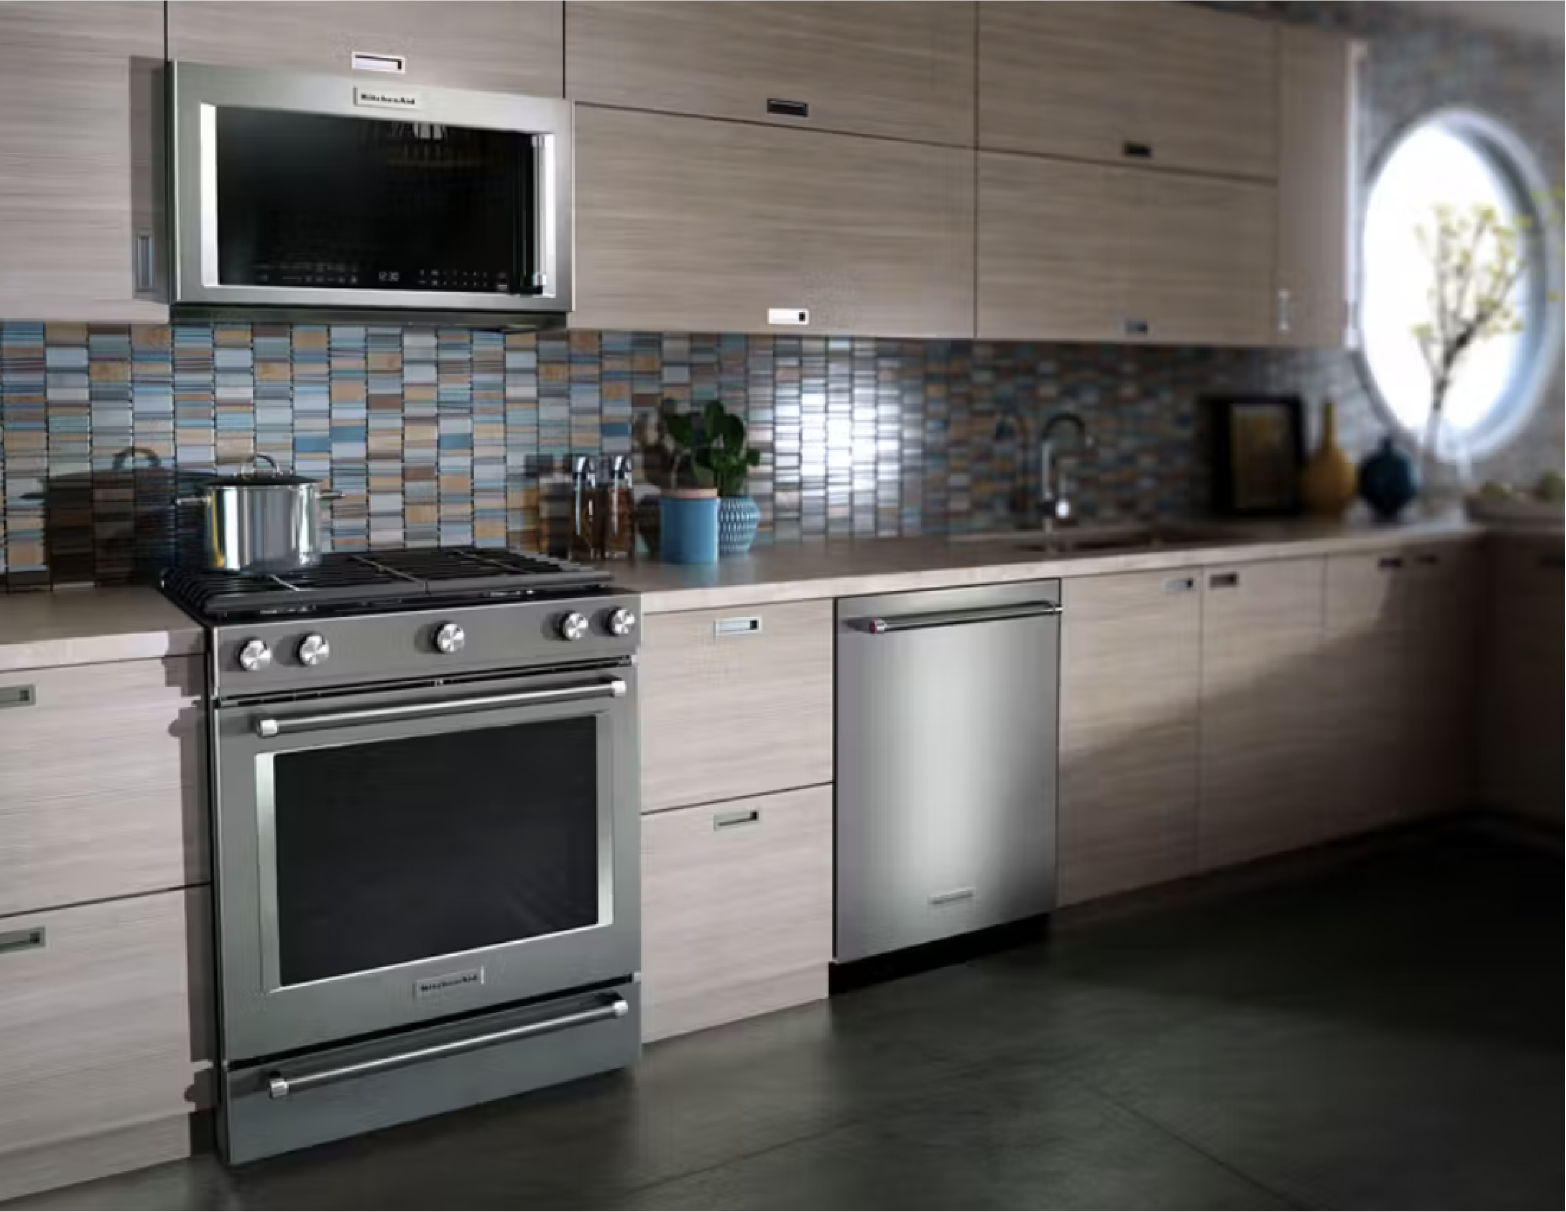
[1357,437,1419,521]
[659,491,719,564]
[717,496,761,556]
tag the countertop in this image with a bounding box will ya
[615,513,1492,613]
[0,586,203,673]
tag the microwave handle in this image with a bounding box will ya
[528,134,549,293]
[255,678,626,738]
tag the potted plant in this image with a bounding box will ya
[666,401,763,557]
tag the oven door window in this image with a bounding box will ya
[213,106,535,295]
[269,718,599,987]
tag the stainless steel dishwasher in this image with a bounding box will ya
[835,580,1062,964]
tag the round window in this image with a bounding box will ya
[1359,111,1560,460]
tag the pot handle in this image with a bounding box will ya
[175,496,209,507]
[321,489,344,502]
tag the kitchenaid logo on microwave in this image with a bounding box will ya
[414,967,485,1000]
[354,85,422,111]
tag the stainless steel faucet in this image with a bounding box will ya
[1039,412,1091,525]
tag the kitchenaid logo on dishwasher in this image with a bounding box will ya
[355,86,422,111]
[414,967,485,1000]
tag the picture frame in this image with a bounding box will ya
[1205,394,1306,517]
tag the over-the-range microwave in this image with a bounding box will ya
[168,62,572,324]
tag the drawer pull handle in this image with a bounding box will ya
[1209,571,1240,590]
[0,684,36,709]
[714,616,763,638]
[713,809,761,831]
[1121,317,1150,337]
[1122,141,1153,159]
[0,927,46,956]
[1415,553,1440,567]
[1377,556,1404,571]
[350,50,406,74]
[1163,577,1195,594]
[929,887,976,907]
[766,97,810,118]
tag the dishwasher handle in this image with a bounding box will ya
[845,601,1062,634]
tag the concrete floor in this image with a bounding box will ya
[12,824,1561,1211]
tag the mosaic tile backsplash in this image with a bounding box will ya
[0,1,1558,589]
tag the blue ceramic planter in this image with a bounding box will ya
[659,491,719,564]
[718,496,761,556]
[1358,437,1419,520]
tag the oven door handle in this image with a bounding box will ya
[267,994,630,1099]
[255,678,627,738]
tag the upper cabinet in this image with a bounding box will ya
[566,1,974,146]
[167,1,564,95]
[0,2,166,322]
[573,106,975,338]
[978,1,1277,179]
[1276,25,1359,348]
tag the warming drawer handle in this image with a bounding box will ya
[845,602,1062,634]
[266,994,629,1100]
[255,679,626,738]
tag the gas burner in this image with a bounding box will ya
[162,547,610,622]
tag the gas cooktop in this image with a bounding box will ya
[162,547,612,622]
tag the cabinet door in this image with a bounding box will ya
[1198,559,1326,869]
[1128,4,1277,180]
[167,1,563,95]
[1276,25,1357,348]
[567,1,974,146]
[1058,570,1201,905]
[977,152,1125,342]
[574,107,976,338]
[1482,539,1565,826]
[0,2,166,322]
[639,599,834,811]
[1402,544,1481,818]
[641,786,832,1041]
[1122,171,1276,347]
[1320,551,1408,838]
[0,890,210,1161]
[977,2,1136,162]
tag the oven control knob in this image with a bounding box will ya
[237,639,272,672]
[606,607,638,637]
[433,622,466,655]
[296,634,331,667]
[558,611,590,641]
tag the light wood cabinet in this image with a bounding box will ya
[978,1,1277,179]
[0,889,211,1203]
[977,153,1124,342]
[1276,25,1358,348]
[0,2,166,322]
[978,153,1274,345]
[1481,537,1564,827]
[1197,559,1326,869]
[0,657,206,917]
[573,107,975,338]
[566,1,974,146]
[167,1,564,95]
[639,598,833,812]
[1058,569,1201,905]
[641,786,832,1041]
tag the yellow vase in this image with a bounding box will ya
[1300,399,1357,519]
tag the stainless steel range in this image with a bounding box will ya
[162,548,641,1163]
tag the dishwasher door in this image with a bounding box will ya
[835,580,1062,963]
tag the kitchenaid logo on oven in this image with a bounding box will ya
[414,967,485,1000]
[354,85,422,111]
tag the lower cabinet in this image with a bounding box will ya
[1057,569,1202,905]
[1197,558,1326,869]
[641,785,833,1042]
[0,889,211,1203]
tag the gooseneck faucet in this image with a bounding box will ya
[1039,411,1091,526]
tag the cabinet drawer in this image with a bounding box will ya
[641,786,832,1041]
[640,600,832,811]
[0,658,206,916]
[0,889,211,1158]
[567,1,974,146]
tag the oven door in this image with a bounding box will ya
[168,61,572,317]
[213,666,636,1061]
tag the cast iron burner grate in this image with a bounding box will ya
[162,547,610,620]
